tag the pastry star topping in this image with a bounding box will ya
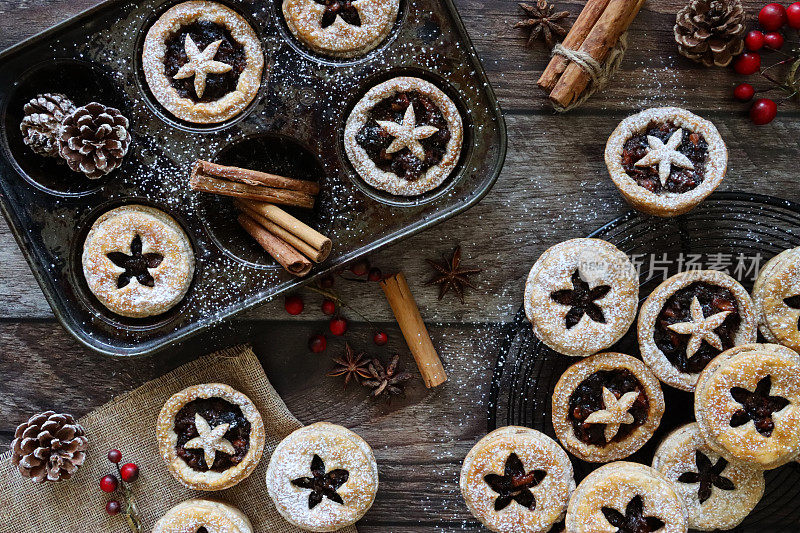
[730,375,790,437]
[550,270,611,329]
[584,387,639,442]
[634,128,694,186]
[601,495,665,533]
[483,453,546,511]
[677,450,735,504]
[376,103,439,161]
[667,296,730,358]
[183,413,235,469]
[291,454,349,509]
[106,234,164,289]
[173,36,233,99]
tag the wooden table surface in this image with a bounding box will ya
[2,0,799,530]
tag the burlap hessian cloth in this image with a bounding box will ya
[0,344,358,533]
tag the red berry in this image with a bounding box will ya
[321,299,336,315]
[107,449,122,464]
[320,275,334,289]
[733,83,755,101]
[120,463,139,483]
[745,30,765,51]
[350,260,369,276]
[284,295,304,315]
[100,475,118,493]
[367,267,383,282]
[788,2,800,28]
[105,500,121,516]
[373,331,388,346]
[760,3,788,31]
[329,317,348,336]
[764,31,785,49]
[308,334,327,353]
[734,52,761,75]
[750,98,778,125]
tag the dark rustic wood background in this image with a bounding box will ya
[2,0,799,530]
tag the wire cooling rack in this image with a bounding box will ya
[487,192,800,532]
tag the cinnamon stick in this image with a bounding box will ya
[548,0,644,109]
[194,160,320,195]
[191,173,315,209]
[380,272,447,388]
[236,201,331,263]
[537,0,611,93]
[238,214,312,276]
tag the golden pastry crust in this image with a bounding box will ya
[142,1,264,124]
[695,344,800,469]
[605,107,727,217]
[652,423,764,531]
[283,0,399,58]
[753,247,800,351]
[566,462,688,533]
[82,205,194,318]
[344,76,463,196]
[156,383,265,491]
[152,499,253,533]
[638,270,757,392]
[552,353,665,463]
[524,238,639,357]
[459,427,575,533]
[265,422,378,532]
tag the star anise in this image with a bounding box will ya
[426,246,482,304]
[362,354,412,399]
[327,343,371,389]
[515,1,571,49]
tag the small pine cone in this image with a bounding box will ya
[19,93,76,158]
[10,411,88,483]
[675,0,745,67]
[58,102,131,179]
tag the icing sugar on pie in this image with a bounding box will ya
[753,246,800,351]
[152,499,253,533]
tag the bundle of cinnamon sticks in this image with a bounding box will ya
[538,0,645,109]
[190,160,331,277]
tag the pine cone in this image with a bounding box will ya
[19,93,76,158]
[675,0,745,67]
[58,102,131,179]
[10,411,88,483]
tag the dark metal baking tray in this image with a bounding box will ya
[0,0,506,356]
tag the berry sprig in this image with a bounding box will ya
[732,2,800,124]
[99,449,142,532]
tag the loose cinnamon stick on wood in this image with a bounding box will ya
[538,0,611,93]
[548,0,645,109]
[191,173,316,209]
[236,201,331,263]
[237,199,332,262]
[238,214,312,277]
[194,160,320,195]
[380,272,447,388]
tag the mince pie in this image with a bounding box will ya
[82,205,194,318]
[283,0,400,58]
[753,247,800,351]
[565,461,688,533]
[652,422,764,531]
[152,499,253,533]
[142,1,263,124]
[638,269,757,392]
[344,76,463,196]
[459,427,575,533]
[695,343,800,469]
[524,238,638,357]
[605,107,727,217]
[266,422,378,532]
[156,383,265,491]
[552,352,664,462]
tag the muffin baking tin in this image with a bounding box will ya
[0,0,506,356]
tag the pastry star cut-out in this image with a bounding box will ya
[584,387,639,442]
[667,296,730,358]
[173,36,233,99]
[376,104,439,161]
[634,128,694,186]
[183,412,235,468]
